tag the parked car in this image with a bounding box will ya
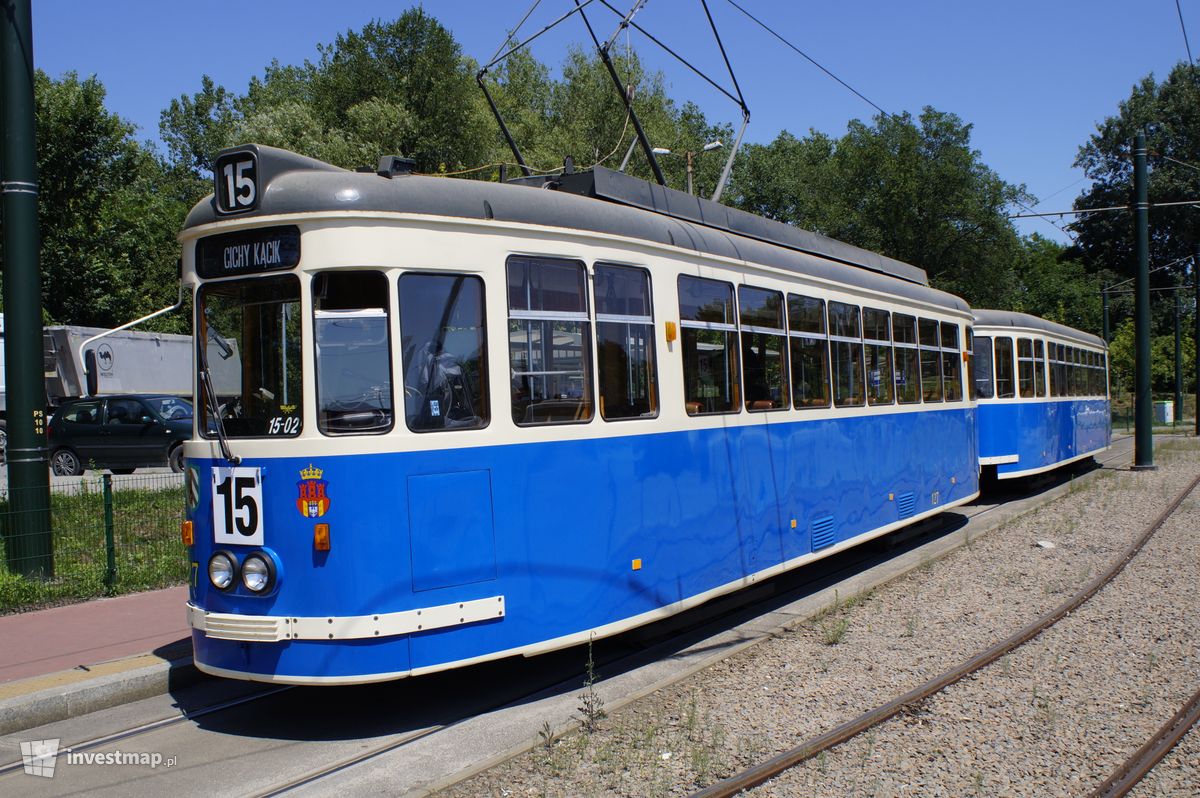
[47,394,192,475]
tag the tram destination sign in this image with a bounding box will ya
[196,226,301,279]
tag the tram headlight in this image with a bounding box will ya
[208,552,236,591]
[241,553,275,593]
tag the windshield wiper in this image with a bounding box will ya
[199,338,240,466]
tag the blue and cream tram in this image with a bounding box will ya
[972,309,1111,480]
[181,145,980,684]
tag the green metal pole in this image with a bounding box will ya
[1194,244,1199,437]
[1174,288,1182,423]
[2,0,53,574]
[103,473,115,590]
[1132,133,1154,469]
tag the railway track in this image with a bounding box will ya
[690,466,1200,798]
[1087,685,1200,798]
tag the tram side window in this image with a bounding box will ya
[1102,353,1110,396]
[1064,345,1073,396]
[787,294,831,408]
[508,256,593,425]
[199,275,302,439]
[1017,337,1035,398]
[994,337,1015,398]
[966,327,977,401]
[1088,352,1100,396]
[863,308,894,405]
[739,285,788,411]
[595,264,658,420]
[679,275,739,415]
[941,322,963,401]
[1075,345,1084,396]
[314,271,394,435]
[1034,340,1047,397]
[918,317,942,402]
[829,301,865,407]
[399,273,488,432]
[973,335,994,399]
[1054,344,1067,397]
[1048,344,1059,396]
[893,313,921,404]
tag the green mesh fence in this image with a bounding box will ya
[0,472,186,613]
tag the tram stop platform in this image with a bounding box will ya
[0,586,192,735]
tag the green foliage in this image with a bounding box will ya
[1071,62,1200,336]
[25,71,190,330]
[1107,317,1196,395]
[1013,235,1104,333]
[163,11,494,175]
[728,109,1028,308]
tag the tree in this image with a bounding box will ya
[728,109,1028,307]
[1013,235,1104,335]
[1071,62,1200,332]
[25,71,188,330]
[1107,317,1196,396]
[160,75,238,180]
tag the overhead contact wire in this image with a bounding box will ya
[723,0,890,118]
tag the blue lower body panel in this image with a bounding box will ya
[188,407,978,682]
[978,399,1110,478]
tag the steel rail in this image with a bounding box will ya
[0,685,293,776]
[690,469,1200,798]
[252,724,448,798]
[1087,685,1200,798]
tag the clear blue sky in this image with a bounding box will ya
[33,1,1200,243]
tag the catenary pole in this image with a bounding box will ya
[1175,289,1183,422]
[1132,133,1154,469]
[1194,243,1199,437]
[1,0,52,575]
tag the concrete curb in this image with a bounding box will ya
[0,653,200,736]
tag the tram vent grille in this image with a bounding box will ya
[897,492,916,519]
[810,514,836,552]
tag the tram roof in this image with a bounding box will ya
[184,145,968,312]
[972,309,1106,348]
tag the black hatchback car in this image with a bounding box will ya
[47,394,192,475]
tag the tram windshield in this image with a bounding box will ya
[198,275,302,438]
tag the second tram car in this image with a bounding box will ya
[181,145,981,684]
[972,309,1111,480]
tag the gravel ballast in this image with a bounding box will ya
[442,439,1200,798]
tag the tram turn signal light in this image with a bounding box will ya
[665,321,677,343]
[314,523,331,552]
[181,521,194,547]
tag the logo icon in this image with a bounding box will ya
[296,464,330,518]
[96,344,115,372]
[21,739,60,778]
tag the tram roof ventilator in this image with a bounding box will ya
[356,155,417,179]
